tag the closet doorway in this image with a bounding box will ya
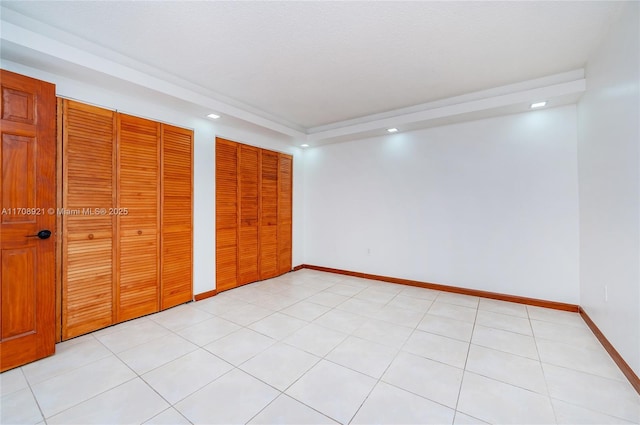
[215,138,292,292]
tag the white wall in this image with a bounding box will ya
[577,1,640,375]
[0,60,304,296]
[304,106,580,303]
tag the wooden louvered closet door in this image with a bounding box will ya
[60,100,193,339]
[260,150,279,279]
[117,114,160,322]
[238,144,260,285]
[61,100,116,339]
[278,153,293,274]
[215,138,293,292]
[215,138,239,291]
[161,124,193,309]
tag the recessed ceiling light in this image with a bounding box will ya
[301,144,309,148]
[387,128,398,133]
[207,113,221,119]
[530,102,547,109]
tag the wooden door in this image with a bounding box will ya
[161,124,193,309]
[278,153,293,274]
[259,150,279,279]
[117,114,160,322]
[215,139,293,291]
[216,139,239,291]
[61,100,116,339]
[238,144,259,285]
[0,70,56,371]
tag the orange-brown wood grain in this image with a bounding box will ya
[238,144,260,285]
[60,99,116,339]
[579,307,640,395]
[215,138,293,293]
[259,150,279,280]
[300,264,579,311]
[160,124,193,309]
[277,154,293,275]
[56,98,63,343]
[116,114,160,322]
[0,70,57,371]
[215,138,239,292]
[58,100,194,338]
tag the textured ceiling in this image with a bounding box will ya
[1,1,623,129]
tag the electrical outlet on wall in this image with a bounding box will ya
[366,248,371,256]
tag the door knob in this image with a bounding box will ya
[26,230,52,240]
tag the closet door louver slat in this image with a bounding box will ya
[238,144,260,285]
[215,138,239,292]
[116,114,160,322]
[278,154,293,275]
[61,100,116,339]
[215,138,292,292]
[161,124,193,309]
[60,100,193,339]
[260,150,279,280]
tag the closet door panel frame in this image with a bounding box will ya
[56,98,62,342]
[116,114,161,323]
[160,123,194,309]
[259,150,279,280]
[215,138,239,292]
[237,144,260,285]
[60,99,117,340]
[215,138,293,292]
[277,153,293,275]
[58,100,194,339]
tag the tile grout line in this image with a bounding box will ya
[347,323,405,422]
[546,395,637,423]
[238,275,363,424]
[20,334,111,386]
[345,293,438,424]
[97,317,223,421]
[10,271,637,424]
[139,320,239,413]
[91,328,180,423]
[243,276,411,424]
[185,276,343,424]
[146,406,192,425]
[528,304,559,425]
[451,296,480,424]
[44,375,141,423]
[149,293,284,423]
[23,334,139,422]
[19,366,48,425]
[243,358,336,425]
[272,274,636,422]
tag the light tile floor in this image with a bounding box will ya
[1,269,639,424]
